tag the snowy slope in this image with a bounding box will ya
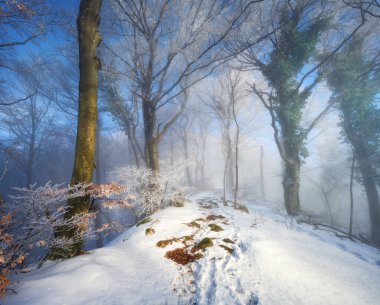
[4,196,380,305]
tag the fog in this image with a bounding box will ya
[0,0,379,251]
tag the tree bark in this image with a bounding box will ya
[283,159,301,215]
[142,99,159,172]
[356,147,380,246]
[95,118,103,248]
[349,150,355,235]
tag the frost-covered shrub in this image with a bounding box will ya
[110,161,187,216]
[9,182,128,250]
[0,182,127,295]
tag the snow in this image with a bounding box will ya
[4,195,380,305]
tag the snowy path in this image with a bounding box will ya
[4,196,380,305]
[172,197,260,305]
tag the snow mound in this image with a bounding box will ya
[4,196,380,305]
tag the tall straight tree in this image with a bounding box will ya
[55,0,103,258]
[326,37,380,246]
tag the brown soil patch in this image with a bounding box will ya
[165,247,203,265]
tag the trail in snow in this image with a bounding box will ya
[169,197,260,305]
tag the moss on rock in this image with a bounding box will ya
[208,223,224,232]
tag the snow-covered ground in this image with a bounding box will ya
[4,195,380,305]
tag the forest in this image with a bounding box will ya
[0,0,379,304]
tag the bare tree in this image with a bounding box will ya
[103,0,264,172]
[0,0,51,105]
[175,111,194,186]
[0,94,52,187]
[102,74,145,167]
[193,113,211,186]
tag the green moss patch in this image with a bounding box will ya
[208,223,224,232]
[157,238,179,248]
[136,217,152,226]
[145,228,155,235]
[157,235,195,248]
[196,237,214,250]
[206,214,225,221]
[222,238,235,244]
[182,235,194,242]
[187,221,201,229]
[219,245,234,254]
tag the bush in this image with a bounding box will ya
[110,161,187,216]
[0,182,128,296]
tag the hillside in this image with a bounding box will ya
[4,195,380,305]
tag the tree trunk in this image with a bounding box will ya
[260,145,266,202]
[232,97,239,209]
[356,148,380,246]
[27,101,36,187]
[200,135,206,184]
[223,151,229,203]
[95,119,103,248]
[349,150,355,235]
[51,0,103,258]
[182,133,193,186]
[142,98,159,172]
[282,159,301,215]
[147,138,159,172]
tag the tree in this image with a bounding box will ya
[53,0,104,258]
[102,74,145,168]
[204,68,246,206]
[242,0,364,215]
[205,77,234,202]
[175,111,194,186]
[326,36,380,246]
[227,70,246,208]
[0,95,52,187]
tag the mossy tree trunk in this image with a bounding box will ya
[356,146,380,246]
[282,159,301,215]
[51,0,103,259]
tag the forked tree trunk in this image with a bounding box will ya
[50,0,103,259]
